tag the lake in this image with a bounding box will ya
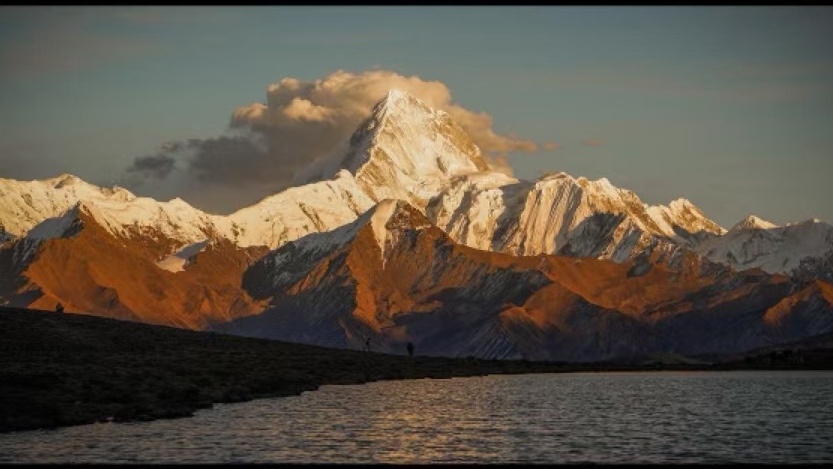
[1,371,831,464]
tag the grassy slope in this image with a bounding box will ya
[2,306,832,433]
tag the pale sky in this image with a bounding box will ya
[1,6,831,228]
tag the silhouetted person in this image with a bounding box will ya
[55,302,64,313]
[365,337,371,352]
[406,342,414,357]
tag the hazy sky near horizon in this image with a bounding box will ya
[1,6,831,228]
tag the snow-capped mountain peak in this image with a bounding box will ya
[667,198,697,214]
[0,174,235,255]
[696,213,832,276]
[0,175,137,238]
[374,89,436,120]
[730,215,778,232]
[643,197,727,241]
[331,89,491,208]
[51,173,83,188]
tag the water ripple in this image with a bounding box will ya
[1,371,832,463]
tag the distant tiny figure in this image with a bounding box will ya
[364,337,371,352]
[406,341,414,357]
[55,302,64,313]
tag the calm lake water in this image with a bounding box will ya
[1,371,832,464]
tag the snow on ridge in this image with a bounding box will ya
[549,174,722,238]
[696,214,833,274]
[0,175,123,237]
[730,215,778,232]
[369,199,399,252]
[667,198,697,213]
[227,170,375,249]
[0,174,232,250]
[155,240,210,273]
[429,166,732,262]
[155,256,188,273]
[26,205,82,240]
[786,217,827,228]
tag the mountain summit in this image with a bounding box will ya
[300,89,493,209]
[697,214,833,278]
[730,215,778,232]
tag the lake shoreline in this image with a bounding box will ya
[2,306,832,434]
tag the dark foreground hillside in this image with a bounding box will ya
[2,307,832,433]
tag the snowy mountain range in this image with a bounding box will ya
[2,91,829,278]
[219,197,833,361]
[1,89,831,360]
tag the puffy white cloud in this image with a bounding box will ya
[281,98,335,122]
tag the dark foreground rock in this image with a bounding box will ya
[2,306,832,433]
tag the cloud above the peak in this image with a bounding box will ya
[228,69,537,160]
[123,69,538,212]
